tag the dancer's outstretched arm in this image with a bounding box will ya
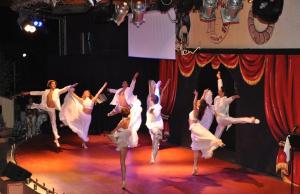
[148,80,155,96]
[22,90,43,96]
[129,72,139,92]
[193,90,198,111]
[216,71,223,91]
[59,83,78,95]
[108,88,117,93]
[92,82,108,103]
[225,95,240,105]
[160,79,170,100]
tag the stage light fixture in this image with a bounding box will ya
[131,0,146,27]
[24,24,36,33]
[113,1,129,26]
[33,20,43,27]
[200,0,218,21]
[221,0,243,23]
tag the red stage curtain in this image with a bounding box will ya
[264,55,300,185]
[177,53,196,77]
[159,59,178,136]
[239,54,266,85]
[177,54,265,85]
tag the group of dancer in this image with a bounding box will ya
[22,71,260,189]
[188,71,260,175]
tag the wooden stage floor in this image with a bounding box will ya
[15,132,296,194]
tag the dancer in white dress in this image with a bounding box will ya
[214,71,260,138]
[108,96,142,148]
[189,90,224,176]
[112,108,131,189]
[147,79,170,141]
[146,79,169,163]
[146,94,163,164]
[60,82,107,148]
[22,80,78,147]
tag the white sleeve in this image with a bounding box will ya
[108,89,118,93]
[58,85,71,95]
[30,91,44,96]
[129,79,136,93]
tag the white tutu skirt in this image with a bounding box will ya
[146,120,163,132]
[60,93,91,142]
[190,123,223,159]
[114,128,132,151]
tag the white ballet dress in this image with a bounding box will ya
[189,110,224,159]
[146,103,164,141]
[60,93,93,142]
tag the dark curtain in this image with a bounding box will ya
[159,59,178,136]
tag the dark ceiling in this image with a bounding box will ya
[0,0,12,6]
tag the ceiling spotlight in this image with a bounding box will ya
[200,0,218,21]
[221,0,243,23]
[113,2,129,26]
[131,0,146,27]
[33,20,43,27]
[24,24,36,33]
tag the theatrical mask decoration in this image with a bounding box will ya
[131,0,146,27]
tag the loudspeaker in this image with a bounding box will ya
[2,162,32,181]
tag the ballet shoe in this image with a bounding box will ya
[192,169,199,176]
[121,181,126,189]
[254,118,260,124]
[82,143,88,149]
[251,117,260,124]
[54,139,60,148]
[150,156,155,164]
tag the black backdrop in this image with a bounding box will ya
[11,12,160,134]
[46,55,159,134]
[169,65,277,174]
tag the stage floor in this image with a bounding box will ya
[15,132,295,194]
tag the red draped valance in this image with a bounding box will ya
[177,53,266,85]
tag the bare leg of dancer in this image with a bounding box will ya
[215,116,260,138]
[150,128,162,164]
[82,141,88,149]
[120,147,128,189]
[193,151,199,176]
